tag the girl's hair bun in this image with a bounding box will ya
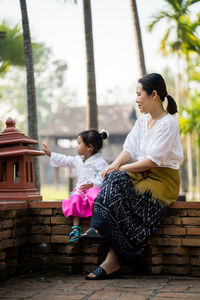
[99,129,109,140]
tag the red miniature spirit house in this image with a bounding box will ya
[0,117,44,201]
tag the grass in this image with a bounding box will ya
[40,185,69,201]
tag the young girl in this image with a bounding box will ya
[43,129,108,242]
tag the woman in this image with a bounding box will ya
[80,73,183,280]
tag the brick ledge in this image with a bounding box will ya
[0,200,199,211]
[0,202,28,210]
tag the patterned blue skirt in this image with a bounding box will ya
[91,171,168,260]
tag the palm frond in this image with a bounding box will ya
[187,0,200,6]
[159,28,172,56]
[148,11,174,32]
[0,60,10,75]
[190,70,200,82]
[164,0,182,12]
[0,21,25,66]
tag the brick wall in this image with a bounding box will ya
[145,202,200,277]
[0,202,29,278]
[1,201,200,278]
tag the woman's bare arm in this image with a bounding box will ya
[119,158,157,173]
[102,150,132,178]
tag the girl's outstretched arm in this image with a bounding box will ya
[43,144,51,157]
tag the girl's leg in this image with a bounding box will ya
[87,247,120,278]
[69,216,82,241]
[73,216,80,226]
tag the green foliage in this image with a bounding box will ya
[186,52,200,82]
[33,46,77,127]
[0,42,77,132]
[148,0,200,139]
[179,91,200,142]
[0,21,25,72]
[0,20,44,76]
[148,0,200,56]
[0,19,76,132]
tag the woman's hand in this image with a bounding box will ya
[102,162,120,179]
[101,150,132,178]
[42,144,51,157]
[80,183,93,192]
[119,165,126,172]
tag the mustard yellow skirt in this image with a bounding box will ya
[128,167,180,205]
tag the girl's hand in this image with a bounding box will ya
[80,183,93,192]
[42,144,51,157]
[102,162,120,179]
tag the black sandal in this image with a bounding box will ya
[79,227,105,243]
[85,266,120,280]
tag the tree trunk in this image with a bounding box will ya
[83,0,98,129]
[187,134,193,196]
[180,136,188,193]
[129,0,146,77]
[175,53,181,109]
[20,0,40,191]
[195,132,200,200]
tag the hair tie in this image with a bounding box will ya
[99,129,109,138]
[166,93,169,98]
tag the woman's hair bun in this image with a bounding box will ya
[99,129,109,140]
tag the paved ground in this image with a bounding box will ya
[1,273,200,300]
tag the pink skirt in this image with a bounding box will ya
[62,186,100,218]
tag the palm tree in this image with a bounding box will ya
[83,0,98,129]
[129,0,147,77]
[60,0,98,129]
[19,0,40,191]
[148,0,200,56]
[148,0,200,104]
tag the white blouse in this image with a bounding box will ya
[50,152,108,188]
[123,113,183,169]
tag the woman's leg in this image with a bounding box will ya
[87,247,120,278]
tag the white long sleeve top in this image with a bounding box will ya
[50,152,108,188]
[123,113,183,169]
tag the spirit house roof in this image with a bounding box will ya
[0,117,44,158]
